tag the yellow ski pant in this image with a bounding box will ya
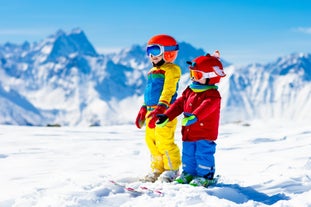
[145,112,181,173]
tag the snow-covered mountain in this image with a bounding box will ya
[219,53,311,122]
[0,83,42,125]
[0,28,310,126]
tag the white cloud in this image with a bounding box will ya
[294,27,311,34]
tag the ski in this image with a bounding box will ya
[139,185,164,196]
[109,180,142,194]
[109,180,164,196]
[109,175,219,196]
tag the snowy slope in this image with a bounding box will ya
[0,121,310,207]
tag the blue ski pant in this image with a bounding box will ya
[182,140,216,177]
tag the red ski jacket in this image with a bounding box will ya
[165,86,221,141]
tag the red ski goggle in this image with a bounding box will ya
[146,44,179,57]
[189,70,218,81]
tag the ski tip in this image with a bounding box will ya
[154,190,164,196]
[125,187,143,195]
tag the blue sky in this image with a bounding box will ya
[0,0,311,65]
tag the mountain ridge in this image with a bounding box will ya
[0,28,310,126]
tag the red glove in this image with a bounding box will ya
[135,105,147,129]
[147,104,167,128]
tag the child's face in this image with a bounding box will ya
[149,54,164,64]
[193,78,207,84]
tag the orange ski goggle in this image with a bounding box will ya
[189,70,218,81]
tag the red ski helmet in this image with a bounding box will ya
[147,34,179,63]
[187,51,226,84]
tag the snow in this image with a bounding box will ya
[0,120,310,207]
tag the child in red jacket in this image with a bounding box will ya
[156,52,226,186]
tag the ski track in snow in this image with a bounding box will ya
[0,121,310,207]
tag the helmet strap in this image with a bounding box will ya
[204,78,211,85]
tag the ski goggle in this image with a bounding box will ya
[146,44,179,57]
[189,69,218,81]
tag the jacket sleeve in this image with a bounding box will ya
[158,64,181,106]
[192,96,220,121]
[165,87,189,120]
